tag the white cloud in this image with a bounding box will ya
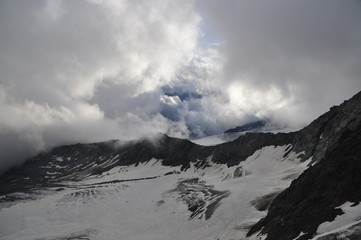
[201,0,361,123]
[0,0,200,172]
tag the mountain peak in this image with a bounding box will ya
[224,120,267,133]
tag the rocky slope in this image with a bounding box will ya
[248,123,361,240]
[0,131,293,196]
[247,91,361,240]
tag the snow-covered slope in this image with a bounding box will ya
[0,145,308,240]
[191,132,240,146]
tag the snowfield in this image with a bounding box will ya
[191,127,298,146]
[310,202,361,240]
[1,145,311,240]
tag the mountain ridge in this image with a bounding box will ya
[224,120,268,133]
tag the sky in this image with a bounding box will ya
[0,0,361,172]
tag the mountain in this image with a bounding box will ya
[247,92,361,240]
[1,91,361,240]
[224,120,267,133]
[191,119,290,146]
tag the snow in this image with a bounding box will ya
[55,157,64,162]
[293,232,307,240]
[319,133,324,140]
[191,127,299,146]
[311,202,361,239]
[191,133,237,146]
[46,172,60,175]
[311,220,361,240]
[0,145,310,240]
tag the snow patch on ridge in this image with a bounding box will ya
[311,202,361,239]
[191,127,298,146]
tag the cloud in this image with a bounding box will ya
[201,0,361,124]
[1,0,361,173]
[146,0,361,138]
[0,0,200,172]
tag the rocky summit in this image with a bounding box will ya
[1,91,361,240]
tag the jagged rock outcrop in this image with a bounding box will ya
[292,91,361,162]
[248,118,361,240]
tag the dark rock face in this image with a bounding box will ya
[224,120,267,133]
[292,91,361,162]
[247,91,361,240]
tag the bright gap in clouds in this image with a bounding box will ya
[1,0,361,172]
